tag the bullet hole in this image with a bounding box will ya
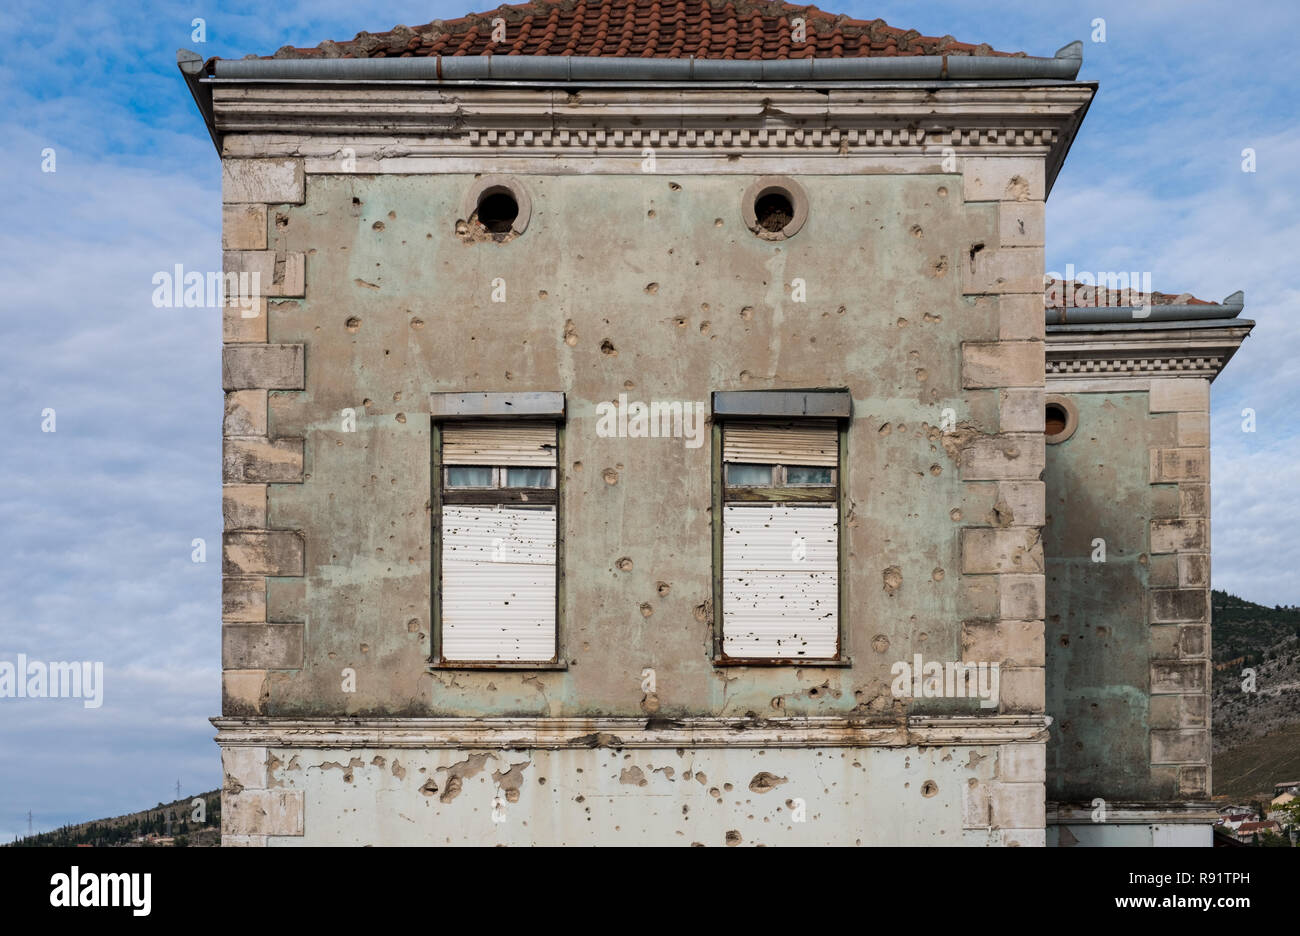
[836,305,846,315]
[395,413,406,423]
[407,618,420,632]
[1059,634,1070,647]
[740,306,754,321]
[616,556,634,571]
[538,290,549,299]
[883,566,903,595]
[739,370,753,383]
[921,780,938,798]
[897,317,909,328]
[693,599,711,623]
[410,317,424,328]
[624,379,635,389]
[360,643,370,653]
[932,256,949,277]
[352,197,362,206]
[929,464,942,476]
[563,320,578,346]
[372,221,385,231]
[603,468,620,485]
[714,218,724,227]
[673,316,687,327]
[950,508,963,522]
[749,772,787,793]
[645,282,659,295]
[932,568,945,582]
[699,321,711,335]
[910,224,924,238]
[345,317,361,332]
[362,398,373,408]
[639,602,654,618]
[878,423,892,436]
[669,182,682,191]
[477,190,518,233]
[572,461,583,472]
[1007,175,1030,201]
[419,780,439,796]
[871,634,890,653]
[755,190,794,232]
[275,212,289,229]
[646,209,657,219]
[770,696,785,711]
[600,339,617,356]
[657,581,671,597]
[915,369,928,382]
[923,312,942,323]
[937,186,948,197]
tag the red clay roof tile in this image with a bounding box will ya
[269,0,1027,61]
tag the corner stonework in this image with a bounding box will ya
[220,158,308,741]
[956,156,1048,843]
[1147,377,1212,798]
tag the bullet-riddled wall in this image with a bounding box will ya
[221,169,1044,720]
[1045,380,1213,804]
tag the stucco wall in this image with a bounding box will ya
[243,171,1019,719]
[1044,384,1211,802]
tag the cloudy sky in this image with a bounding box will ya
[0,0,1295,839]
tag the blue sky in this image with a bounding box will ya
[0,0,1296,839]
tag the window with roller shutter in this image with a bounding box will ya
[435,421,559,663]
[718,420,841,661]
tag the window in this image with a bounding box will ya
[719,419,841,660]
[436,421,559,663]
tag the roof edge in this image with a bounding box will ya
[202,44,1081,83]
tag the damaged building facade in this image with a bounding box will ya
[179,0,1252,846]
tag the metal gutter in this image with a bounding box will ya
[177,49,219,153]
[206,41,1082,83]
[1045,291,1244,326]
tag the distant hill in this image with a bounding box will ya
[6,791,220,848]
[1212,590,1300,799]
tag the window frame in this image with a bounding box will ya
[430,419,566,670]
[712,416,851,666]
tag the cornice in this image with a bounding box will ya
[209,84,1091,160]
[1046,323,1253,383]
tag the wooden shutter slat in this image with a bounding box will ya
[723,422,838,466]
[442,422,557,466]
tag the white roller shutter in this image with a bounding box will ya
[723,422,838,467]
[441,504,556,662]
[442,422,557,466]
[722,504,838,659]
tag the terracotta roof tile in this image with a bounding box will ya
[269,0,1026,61]
[1045,278,1216,311]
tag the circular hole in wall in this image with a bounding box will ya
[742,176,808,240]
[755,190,794,233]
[476,189,519,234]
[1045,395,1079,444]
[1045,403,1068,436]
